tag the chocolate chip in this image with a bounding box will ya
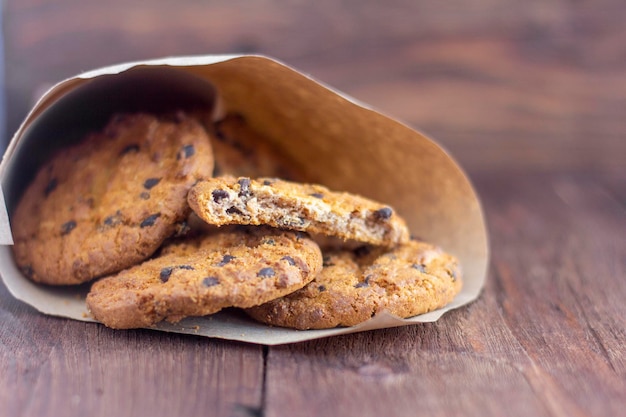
[318,285,327,292]
[140,213,160,228]
[103,211,122,227]
[373,207,393,220]
[218,255,235,267]
[322,255,334,267]
[226,206,244,215]
[143,178,161,190]
[262,179,274,186]
[178,144,195,159]
[178,265,194,271]
[139,192,150,200]
[281,256,297,266]
[310,193,324,199]
[160,267,173,282]
[119,144,140,156]
[202,277,220,287]
[212,189,229,202]
[20,265,34,279]
[161,265,194,282]
[61,220,77,236]
[257,267,276,278]
[355,275,371,288]
[263,238,275,246]
[412,264,426,273]
[238,177,251,197]
[44,178,58,197]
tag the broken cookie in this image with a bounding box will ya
[187,176,411,247]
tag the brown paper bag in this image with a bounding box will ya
[0,55,488,345]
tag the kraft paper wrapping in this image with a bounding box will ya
[0,55,488,345]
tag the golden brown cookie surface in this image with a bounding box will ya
[86,227,323,329]
[11,112,214,285]
[188,176,410,247]
[246,240,462,330]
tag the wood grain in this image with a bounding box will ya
[1,1,625,416]
[3,0,626,173]
[0,285,265,417]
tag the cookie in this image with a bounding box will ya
[187,176,410,247]
[86,227,323,329]
[210,113,304,180]
[246,240,462,330]
[11,112,214,285]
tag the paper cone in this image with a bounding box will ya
[0,55,488,345]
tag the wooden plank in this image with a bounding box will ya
[0,288,265,417]
[477,173,626,415]
[3,0,626,173]
[2,1,625,416]
[263,172,626,417]
[0,1,5,151]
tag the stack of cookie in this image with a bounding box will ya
[11,111,461,330]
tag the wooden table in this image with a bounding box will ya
[1,2,624,416]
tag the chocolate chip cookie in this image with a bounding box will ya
[86,227,323,329]
[11,112,214,285]
[210,113,304,180]
[187,176,410,247]
[246,240,462,329]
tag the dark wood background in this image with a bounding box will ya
[1,1,624,416]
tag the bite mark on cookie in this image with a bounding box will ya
[188,176,410,247]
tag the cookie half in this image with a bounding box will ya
[187,176,410,247]
[86,227,323,329]
[11,112,214,285]
[246,240,462,330]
